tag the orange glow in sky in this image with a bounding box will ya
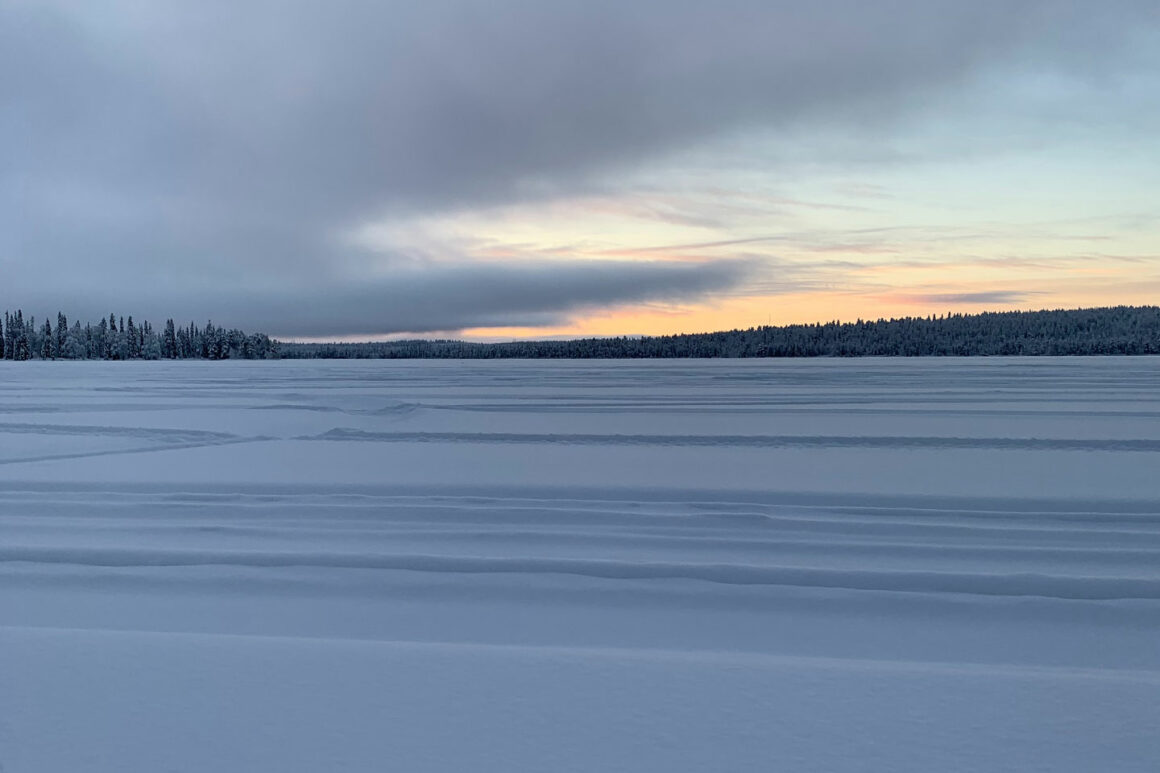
[347,143,1160,342]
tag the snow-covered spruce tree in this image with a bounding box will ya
[65,322,86,360]
[126,317,139,359]
[10,311,26,360]
[56,313,68,358]
[163,319,177,359]
[14,310,31,361]
[42,318,54,359]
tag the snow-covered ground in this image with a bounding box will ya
[2,357,1158,772]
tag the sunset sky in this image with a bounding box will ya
[3,1,1158,340]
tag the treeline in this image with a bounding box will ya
[5,305,1158,361]
[282,306,1160,359]
[1,310,278,360]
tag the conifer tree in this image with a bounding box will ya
[163,319,178,359]
[127,316,139,359]
[42,319,54,359]
[13,310,30,361]
[98,317,110,358]
[56,313,68,357]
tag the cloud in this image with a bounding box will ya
[1,1,1157,334]
[10,257,756,338]
[887,291,1039,306]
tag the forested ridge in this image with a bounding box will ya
[3,306,1158,361]
[1,310,277,360]
[284,306,1160,359]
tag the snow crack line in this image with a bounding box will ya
[4,546,1160,601]
[304,429,1160,453]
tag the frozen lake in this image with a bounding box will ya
[2,357,1159,772]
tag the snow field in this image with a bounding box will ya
[1,357,1159,771]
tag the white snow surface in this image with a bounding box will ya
[1,357,1159,772]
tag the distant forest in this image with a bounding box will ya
[284,306,1160,359]
[2,306,1158,361]
[1,310,277,360]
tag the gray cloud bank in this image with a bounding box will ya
[1,0,1156,335]
[15,258,755,338]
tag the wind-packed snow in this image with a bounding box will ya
[1,357,1159,772]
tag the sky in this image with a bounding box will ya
[3,0,1159,341]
